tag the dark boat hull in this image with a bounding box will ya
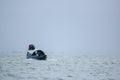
[27,50,47,60]
[31,55,47,60]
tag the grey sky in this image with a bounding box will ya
[0,0,120,54]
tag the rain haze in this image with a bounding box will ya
[0,1,120,80]
[0,0,120,54]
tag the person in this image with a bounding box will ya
[28,44,35,50]
[27,44,37,56]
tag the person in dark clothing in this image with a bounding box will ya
[28,44,35,50]
[27,44,37,56]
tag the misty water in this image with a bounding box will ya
[0,53,120,80]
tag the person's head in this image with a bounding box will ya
[28,44,35,50]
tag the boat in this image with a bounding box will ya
[27,50,47,60]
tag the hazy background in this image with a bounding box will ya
[0,0,120,54]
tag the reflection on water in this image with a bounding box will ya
[0,54,120,80]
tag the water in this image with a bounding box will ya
[0,53,120,80]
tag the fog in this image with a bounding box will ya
[0,0,120,54]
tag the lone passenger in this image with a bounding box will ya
[27,44,37,56]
